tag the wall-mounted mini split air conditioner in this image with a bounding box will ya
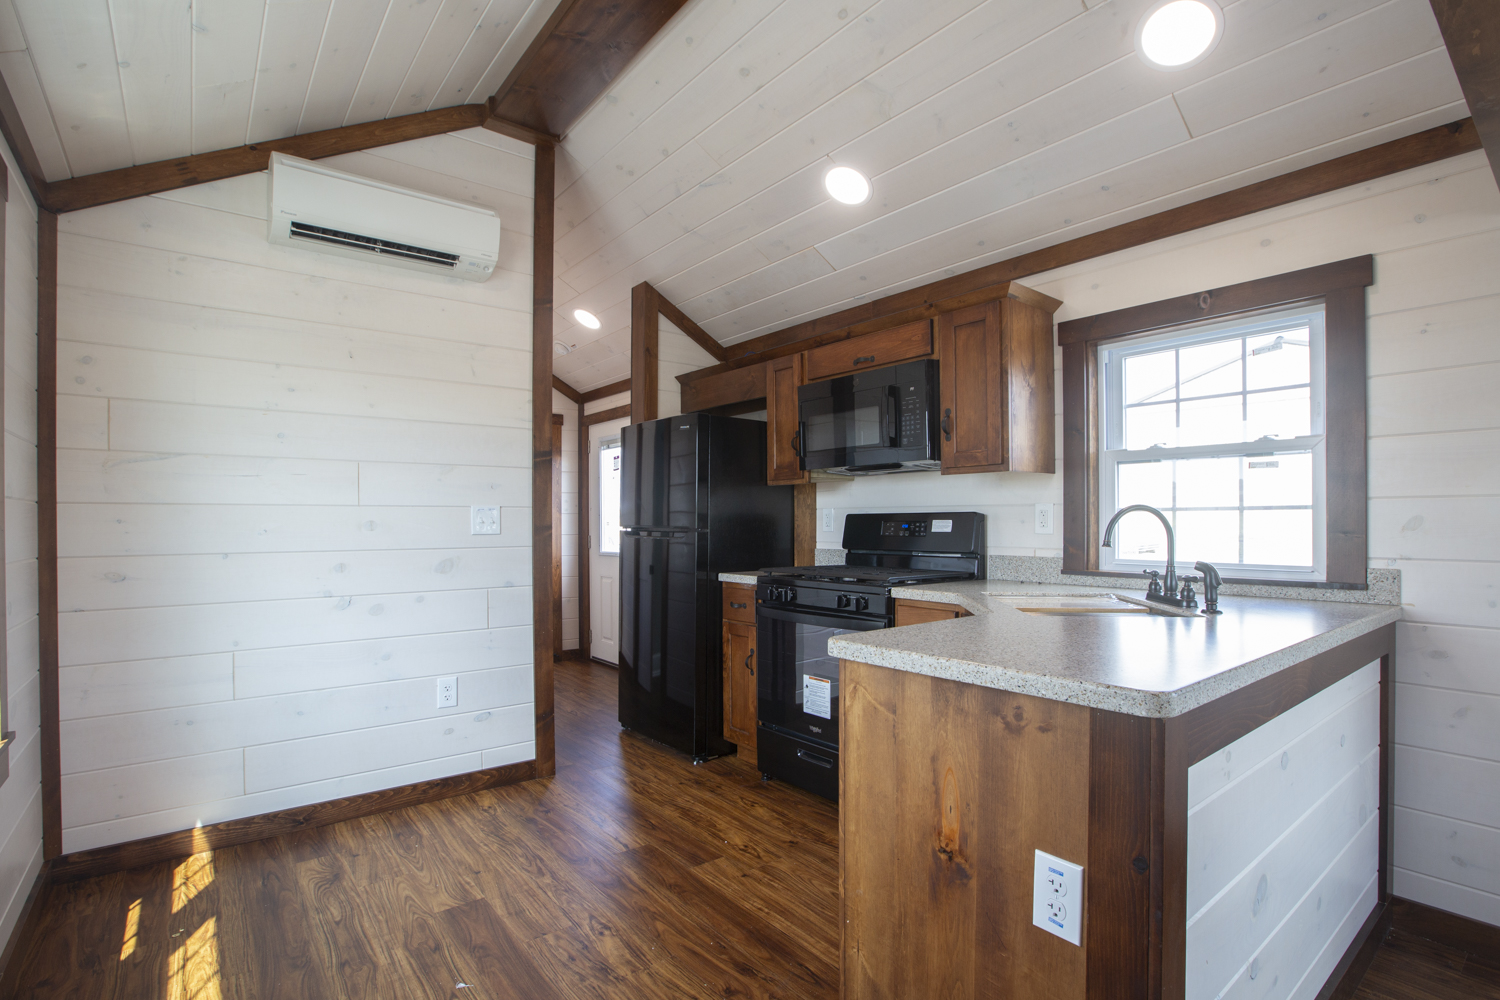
[267,152,501,282]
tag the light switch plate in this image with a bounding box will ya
[471,506,500,535]
[1033,850,1084,945]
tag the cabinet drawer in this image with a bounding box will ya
[723,582,756,624]
[805,319,933,381]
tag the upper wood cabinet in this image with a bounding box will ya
[804,319,932,382]
[766,353,809,485]
[937,293,1056,475]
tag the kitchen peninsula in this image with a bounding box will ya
[829,580,1399,1000]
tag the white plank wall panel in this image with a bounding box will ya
[656,319,717,420]
[54,130,537,852]
[110,0,194,165]
[294,0,391,135]
[1185,663,1380,999]
[816,151,1500,926]
[0,140,42,953]
[553,388,579,649]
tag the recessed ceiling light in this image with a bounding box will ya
[573,309,601,329]
[1136,0,1222,71]
[824,166,871,205]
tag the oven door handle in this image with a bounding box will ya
[754,604,888,630]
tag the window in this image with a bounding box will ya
[598,437,622,555]
[1099,305,1326,581]
[1060,256,1373,588]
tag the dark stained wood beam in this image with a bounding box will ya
[551,375,582,403]
[680,118,1483,386]
[481,104,561,147]
[630,282,659,425]
[582,403,633,425]
[1430,1,1500,190]
[579,378,631,404]
[489,0,695,138]
[655,287,727,363]
[0,70,48,208]
[43,104,490,214]
[37,210,60,859]
[532,143,557,779]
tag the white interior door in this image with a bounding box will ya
[589,418,628,664]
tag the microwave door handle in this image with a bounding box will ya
[885,386,899,446]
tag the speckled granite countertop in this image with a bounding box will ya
[827,578,1400,718]
[719,571,763,586]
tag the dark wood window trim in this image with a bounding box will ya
[1058,256,1375,589]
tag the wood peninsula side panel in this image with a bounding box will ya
[892,597,971,627]
[841,659,1091,1000]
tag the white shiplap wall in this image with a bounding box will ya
[0,138,41,952]
[54,127,538,854]
[552,388,579,651]
[657,319,718,420]
[819,149,1500,926]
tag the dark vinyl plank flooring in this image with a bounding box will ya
[4,658,1495,999]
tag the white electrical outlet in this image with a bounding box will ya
[1033,850,1084,945]
[822,509,833,531]
[1035,503,1053,534]
[437,676,458,709]
[470,506,500,535]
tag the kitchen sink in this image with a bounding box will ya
[983,593,1200,617]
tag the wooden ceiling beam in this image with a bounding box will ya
[680,118,1484,385]
[655,287,727,364]
[39,103,490,214]
[1429,1,1500,192]
[579,378,632,404]
[551,375,582,403]
[0,69,48,207]
[487,0,695,139]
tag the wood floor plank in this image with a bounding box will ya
[437,898,570,1000]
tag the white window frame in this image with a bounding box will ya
[1097,303,1329,583]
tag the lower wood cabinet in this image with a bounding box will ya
[722,620,758,748]
[893,597,971,627]
[722,582,758,748]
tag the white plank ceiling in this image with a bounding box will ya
[550,0,1469,392]
[0,0,564,180]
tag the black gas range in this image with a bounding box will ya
[754,512,986,800]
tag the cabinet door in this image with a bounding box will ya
[938,300,1007,473]
[765,353,809,485]
[804,319,932,381]
[722,620,758,748]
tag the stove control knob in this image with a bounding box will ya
[786,586,797,603]
[855,596,870,612]
[837,594,851,609]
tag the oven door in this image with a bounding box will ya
[799,382,897,472]
[756,604,886,751]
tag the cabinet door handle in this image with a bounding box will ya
[853,355,875,365]
[791,426,804,458]
[745,650,755,675]
[942,408,953,441]
[729,602,747,609]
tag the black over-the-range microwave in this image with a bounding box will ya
[796,359,940,476]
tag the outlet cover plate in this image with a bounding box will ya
[437,676,458,709]
[1035,503,1053,534]
[1033,849,1083,945]
[471,506,500,535]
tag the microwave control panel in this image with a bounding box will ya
[899,388,926,446]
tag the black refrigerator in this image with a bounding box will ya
[619,413,794,761]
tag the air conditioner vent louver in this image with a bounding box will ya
[289,222,459,268]
[267,152,500,282]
